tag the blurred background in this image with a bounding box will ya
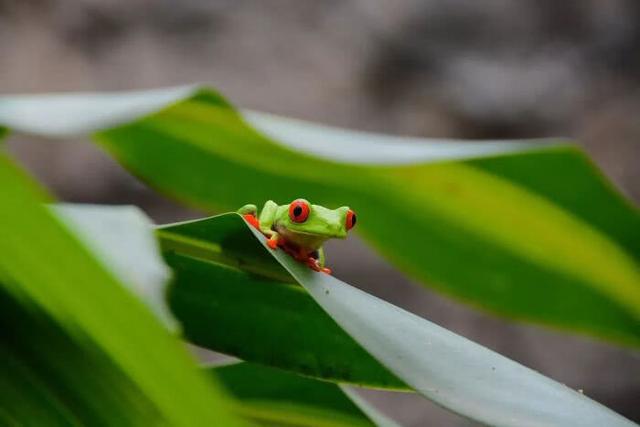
[2,1,639,425]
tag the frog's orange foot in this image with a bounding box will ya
[243,214,261,230]
[267,236,279,250]
[305,258,332,274]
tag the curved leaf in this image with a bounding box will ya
[0,87,637,345]
[52,204,176,329]
[211,362,399,427]
[339,387,401,427]
[160,212,636,427]
[0,155,245,426]
[159,215,405,389]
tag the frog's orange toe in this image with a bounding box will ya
[267,237,279,250]
[243,214,261,230]
[305,257,332,275]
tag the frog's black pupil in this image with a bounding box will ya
[294,206,302,217]
[351,214,356,226]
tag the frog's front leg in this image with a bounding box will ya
[264,232,281,249]
[316,247,326,269]
[257,200,281,249]
[238,204,261,230]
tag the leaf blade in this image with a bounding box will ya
[161,212,637,427]
[160,215,405,389]
[0,155,246,426]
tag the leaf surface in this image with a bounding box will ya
[159,215,405,389]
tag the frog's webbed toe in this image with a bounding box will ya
[305,256,332,275]
[243,214,261,230]
[266,235,279,250]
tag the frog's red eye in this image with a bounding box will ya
[346,209,356,231]
[289,199,310,223]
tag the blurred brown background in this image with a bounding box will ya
[2,1,639,425]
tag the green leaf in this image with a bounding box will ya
[159,212,636,427]
[159,215,405,390]
[212,362,400,427]
[0,155,246,426]
[0,87,638,346]
[51,204,176,329]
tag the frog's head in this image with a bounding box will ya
[279,199,356,240]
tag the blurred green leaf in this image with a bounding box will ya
[212,362,400,427]
[52,204,176,329]
[160,212,636,427]
[0,155,245,426]
[0,87,638,346]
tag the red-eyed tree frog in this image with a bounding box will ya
[238,199,356,274]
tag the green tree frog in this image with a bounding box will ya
[238,199,356,274]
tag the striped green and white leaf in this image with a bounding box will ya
[160,212,636,427]
[1,87,638,347]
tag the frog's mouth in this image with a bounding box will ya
[276,226,346,246]
[284,227,346,239]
